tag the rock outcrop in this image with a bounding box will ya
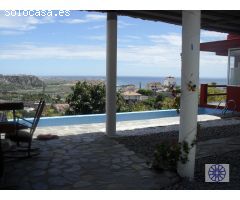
[0,74,45,90]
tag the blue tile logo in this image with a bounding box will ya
[205,164,229,182]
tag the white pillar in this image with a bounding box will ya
[178,10,201,180]
[106,12,117,136]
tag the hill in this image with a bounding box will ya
[0,74,45,91]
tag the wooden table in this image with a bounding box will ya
[0,102,24,122]
[0,102,24,111]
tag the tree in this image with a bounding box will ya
[137,89,154,96]
[210,82,217,86]
[130,102,150,111]
[66,81,106,114]
[162,97,175,110]
[54,94,62,103]
[143,97,156,108]
[142,94,165,109]
[116,92,128,112]
[66,81,126,115]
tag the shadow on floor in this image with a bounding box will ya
[1,132,179,190]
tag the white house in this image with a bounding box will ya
[122,91,142,102]
[163,76,176,87]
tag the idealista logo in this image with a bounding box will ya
[205,164,229,182]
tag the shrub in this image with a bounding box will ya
[137,89,154,96]
[66,81,106,115]
[150,141,190,171]
[150,125,200,172]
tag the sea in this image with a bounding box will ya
[41,76,227,88]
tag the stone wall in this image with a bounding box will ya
[113,119,240,160]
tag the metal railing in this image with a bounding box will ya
[206,84,227,96]
[200,84,227,108]
[222,99,237,116]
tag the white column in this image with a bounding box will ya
[178,10,201,180]
[106,12,117,136]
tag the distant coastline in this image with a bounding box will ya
[39,75,227,88]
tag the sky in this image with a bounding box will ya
[0,10,228,78]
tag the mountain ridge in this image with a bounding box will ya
[0,74,45,91]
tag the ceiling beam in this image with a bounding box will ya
[99,10,240,34]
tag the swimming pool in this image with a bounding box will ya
[26,107,222,127]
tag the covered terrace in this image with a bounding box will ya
[103,10,240,179]
[2,10,240,189]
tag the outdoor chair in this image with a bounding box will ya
[5,99,45,157]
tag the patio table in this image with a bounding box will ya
[0,102,24,123]
[0,101,24,141]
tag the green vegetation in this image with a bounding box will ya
[65,81,172,114]
[207,86,226,103]
[161,97,175,109]
[1,75,227,118]
[169,87,181,113]
[116,93,168,112]
[150,125,199,171]
[142,94,164,109]
[66,81,106,115]
[43,105,61,117]
[119,102,150,112]
[137,89,154,96]
[150,140,191,171]
[22,93,52,102]
[5,85,219,118]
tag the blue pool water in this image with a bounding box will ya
[22,107,222,127]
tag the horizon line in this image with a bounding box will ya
[0,74,227,79]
